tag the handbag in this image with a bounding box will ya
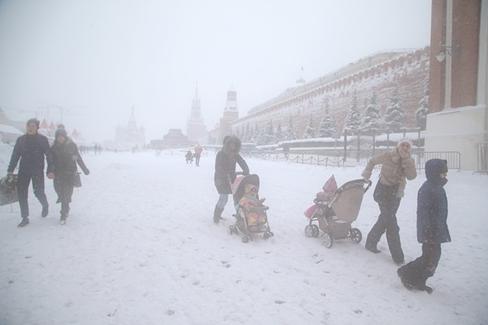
[72,172,82,188]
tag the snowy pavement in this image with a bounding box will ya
[1,151,487,325]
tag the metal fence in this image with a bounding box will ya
[414,151,461,171]
[247,150,462,171]
[477,143,488,173]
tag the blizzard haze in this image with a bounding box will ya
[0,0,431,141]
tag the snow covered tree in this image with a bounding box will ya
[384,88,405,132]
[275,122,283,142]
[318,100,337,138]
[303,115,316,138]
[344,92,361,134]
[361,93,382,133]
[415,84,429,130]
[264,120,275,144]
[285,116,296,140]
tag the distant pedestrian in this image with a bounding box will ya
[213,136,249,224]
[185,150,193,164]
[397,159,450,293]
[47,128,90,224]
[194,144,203,166]
[7,118,51,227]
[362,139,417,265]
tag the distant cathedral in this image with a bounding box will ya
[116,107,145,148]
[186,86,207,144]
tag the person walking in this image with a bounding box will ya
[397,159,450,293]
[47,128,89,224]
[213,136,249,224]
[194,144,203,167]
[7,118,51,227]
[362,139,417,265]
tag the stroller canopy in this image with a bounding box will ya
[331,179,371,223]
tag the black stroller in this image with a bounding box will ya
[0,174,18,206]
[229,174,274,243]
[304,179,371,248]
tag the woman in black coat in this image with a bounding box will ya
[47,128,89,224]
[397,159,450,293]
[213,136,249,224]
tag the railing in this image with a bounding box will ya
[477,143,488,174]
[414,151,461,171]
[247,150,462,171]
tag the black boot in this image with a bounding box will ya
[213,207,224,224]
[17,218,30,228]
[41,205,49,218]
[365,242,381,254]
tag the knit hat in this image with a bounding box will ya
[397,138,413,148]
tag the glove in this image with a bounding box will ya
[83,169,90,176]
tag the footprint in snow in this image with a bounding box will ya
[354,309,362,314]
[166,309,175,316]
[275,300,286,304]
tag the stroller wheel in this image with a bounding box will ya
[321,233,333,248]
[241,236,250,243]
[304,225,320,238]
[349,228,362,244]
[263,231,274,240]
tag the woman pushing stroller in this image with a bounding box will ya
[213,135,249,224]
[362,139,417,265]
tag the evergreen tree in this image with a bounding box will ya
[361,93,382,133]
[384,88,405,132]
[344,92,362,134]
[275,122,283,142]
[264,120,275,144]
[318,99,337,138]
[415,84,429,130]
[285,116,296,140]
[304,115,315,138]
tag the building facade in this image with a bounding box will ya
[208,89,240,145]
[115,108,146,149]
[186,87,207,144]
[425,0,487,170]
[232,48,430,144]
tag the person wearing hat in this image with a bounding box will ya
[47,128,89,224]
[397,159,450,293]
[362,138,417,265]
[213,135,249,224]
[7,118,52,227]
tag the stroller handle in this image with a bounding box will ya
[364,179,372,193]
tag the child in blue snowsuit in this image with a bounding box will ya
[397,159,451,293]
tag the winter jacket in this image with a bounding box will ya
[8,133,51,175]
[214,136,249,194]
[417,159,450,244]
[362,149,416,197]
[48,138,89,177]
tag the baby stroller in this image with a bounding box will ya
[229,174,274,243]
[304,178,371,248]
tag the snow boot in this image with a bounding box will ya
[365,242,381,254]
[17,218,30,228]
[60,214,67,225]
[213,207,224,224]
[41,205,49,218]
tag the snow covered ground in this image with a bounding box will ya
[1,151,487,325]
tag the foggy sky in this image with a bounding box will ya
[0,0,431,141]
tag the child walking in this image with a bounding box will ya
[397,159,450,293]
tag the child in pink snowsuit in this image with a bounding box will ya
[239,183,266,228]
[304,175,338,219]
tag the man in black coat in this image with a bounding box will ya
[213,135,249,224]
[47,128,89,224]
[7,118,52,227]
[397,159,450,293]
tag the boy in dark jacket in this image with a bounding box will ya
[213,135,249,224]
[397,159,450,293]
[7,118,52,227]
[47,128,89,224]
